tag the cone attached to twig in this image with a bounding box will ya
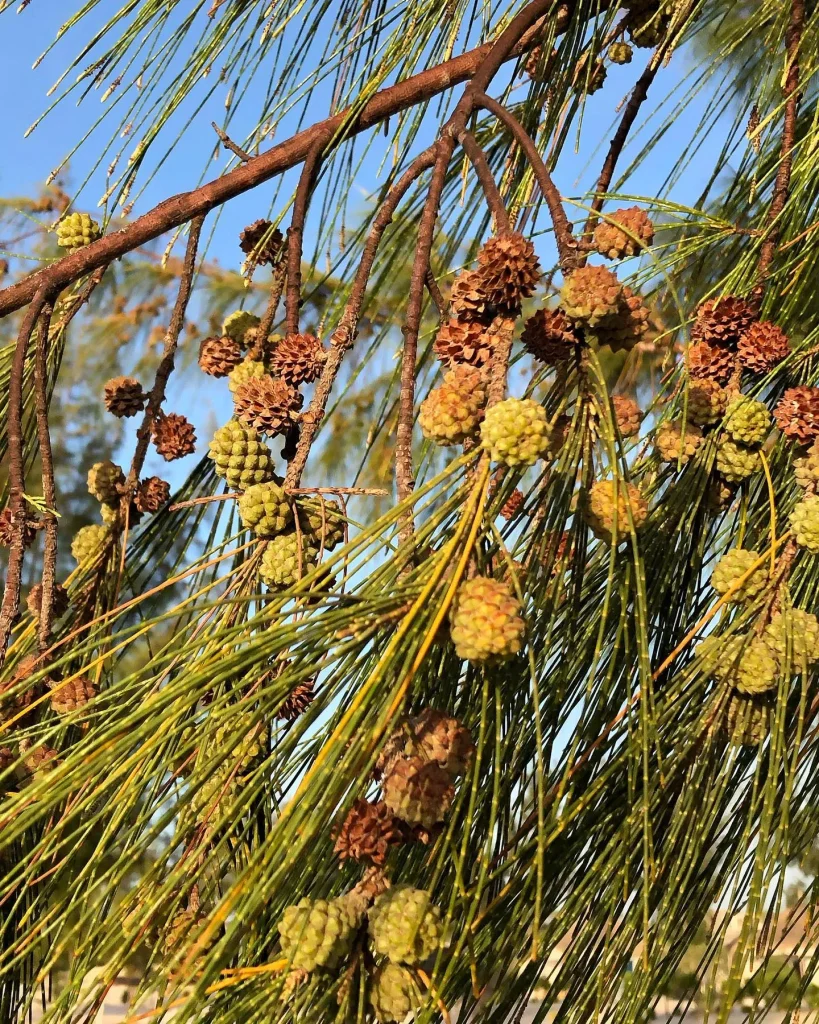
[233,374,303,436]
[135,476,171,514]
[0,508,37,548]
[275,679,316,721]
[199,335,243,377]
[27,582,69,620]
[104,376,146,418]
[271,333,327,386]
[449,269,493,322]
[686,339,734,383]
[475,232,541,310]
[593,206,654,260]
[521,307,582,365]
[239,219,284,266]
[434,318,494,368]
[333,799,404,866]
[774,386,819,442]
[152,412,197,461]
[692,295,755,346]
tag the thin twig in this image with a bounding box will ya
[254,260,287,356]
[286,130,332,335]
[33,297,58,653]
[457,130,511,233]
[424,269,446,317]
[211,122,252,163]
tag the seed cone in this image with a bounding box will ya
[333,799,403,865]
[583,480,648,543]
[271,333,327,386]
[592,287,650,352]
[50,676,96,715]
[687,379,727,426]
[233,375,303,436]
[702,634,778,695]
[592,206,654,260]
[575,57,606,94]
[629,7,671,47]
[692,296,755,346]
[258,533,318,587]
[475,232,541,309]
[239,219,283,266]
[237,479,292,538]
[369,963,422,1023]
[0,508,37,548]
[715,437,761,483]
[71,524,110,566]
[774,386,819,442]
[724,693,773,747]
[27,583,69,620]
[521,307,581,364]
[278,897,357,972]
[382,756,454,828]
[794,440,819,489]
[297,499,346,550]
[737,321,790,374]
[20,739,61,775]
[87,460,124,505]
[608,40,634,63]
[378,708,476,780]
[198,335,243,377]
[434,318,494,368]
[560,265,623,327]
[152,413,196,461]
[501,488,525,519]
[724,396,771,445]
[655,420,702,465]
[228,358,267,394]
[687,340,734,383]
[104,376,145,417]
[1,655,40,724]
[56,212,100,250]
[368,886,444,964]
[275,678,316,721]
[790,494,819,553]
[611,395,642,437]
[450,577,525,662]
[480,397,552,467]
[135,476,170,514]
[449,269,493,322]
[710,549,768,603]
[419,365,487,445]
[764,608,819,668]
[223,310,261,346]
[207,420,274,490]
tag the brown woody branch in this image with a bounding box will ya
[211,122,252,163]
[286,131,332,335]
[0,2,584,319]
[458,130,511,233]
[33,298,58,652]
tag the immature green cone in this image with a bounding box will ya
[710,549,768,603]
[794,440,819,489]
[368,886,444,964]
[297,498,346,550]
[583,480,648,543]
[258,533,319,587]
[382,755,454,827]
[369,964,422,1022]
[715,437,761,484]
[207,420,274,491]
[56,212,101,249]
[790,495,819,553]
[480,397,551,467]
[222,310,260,345]
[213,713,267,774]
[449,577,525,662]
[419,365,486,446]
[560,265,623,328]
[608,40,633,63]
[687,379,727,426]
[763,609,819,668]
[654,420,702,465]
[227,358,267,394]
[71,524,110,566]
[238,480,292,538]
[703,634,778,695]
[724,693,773,747]
[723,396,772,445]
[86,460,124,505]
[278,897,357,972]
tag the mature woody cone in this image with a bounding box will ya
[449,269,493,322]
[476,232,541,309]
[774,386,819,442]
[104,376,145,417]
[692,296,755,346]
[239,219,284,266]
[233,375,303,437]
[521,307,581,364]
[611,395,643,438]
[501,489,525,519]
[593,206,654,260]
[333,799,404,866]
[20,739,61,775]
[377,709,476,780]
[794,440,819,489]
[574,57,606,95]
[655,420,702,465]
[27,582,69,620]
[525,44,555,80]
[50,676,96,715]
[271,333,327,386]
[686,339,734,383]
[1,655,40,724]
[434,318,494,368]
[560,265,623,328]
[382,755,454,828]
[419,365,487,446]
[0,507,37,548]
[737,321,790,374]
[275,679,316,721]
[135,476,171,514]
[593,288,651,352]
[151,413,196,461]
[198,335,243,377]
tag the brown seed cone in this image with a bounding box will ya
[152,413,197,461]
[27,583,69,620]
[434,318,494,368]
[239,219,284,266]
[135,476,171,514]
[501,489,525,519]
[0,507,37,548]
[686,339,735,383]
[594,287,651,353]
[0,746,14,773]
[333,799,404,866]
[20,739,60,775]
[521,307,582,364]
[476,233,541,309]
[611,395,643,438]
[276,679,315,721]
[692,296,755,347]
[774,386,819,442]
[737,321,790,374]
[198,335,243,377]
[50,675,97,715]
[270,333,327,386]
[1,655,41,722]
[233,374,303,436]
[449,270,493,322]
[103,376,146,418]
[593,206,655,260]
[377,709,476,781]
[525,44,544,79]
[381,755,454,828]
